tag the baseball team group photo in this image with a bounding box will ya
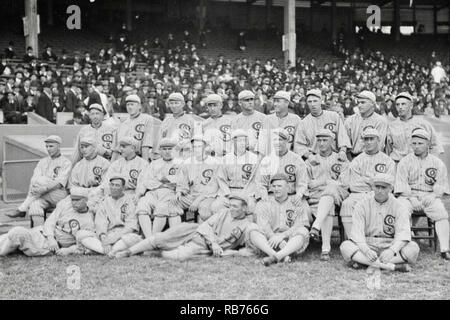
[0,0,449,300]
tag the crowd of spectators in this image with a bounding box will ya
[0,30,449,125]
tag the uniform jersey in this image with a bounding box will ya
[351,194,411,249]
[306,151,349,201]
[94,194,138,236]
[136,157,179,197]
[267,112,301,150]
[294,110,351,157]
[216,151,259,196]
[117,113,158,155]
[202,114,234,156]
[196,209,256,251]
[257,150,309,197]
[394,153,450,196]
[69,155,110,191]
[387,116,444,162]
[255,196,310,238]
[31,155,71,188]
[347,151,395,193]
[344,111,388,155]
[43,196,95,247]
[159,112,200,147]
[72,123,118,163]
[103,155,148,193]
[176,155,221,198]
[231,110,269,155]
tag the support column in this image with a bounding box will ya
[265,0,272,30]
[412,1,416,33]
[310,0,313,33]
[393,0,400,41]
[47,0,53,26]
[126,0,132,31]
[433,4,437,36]
[331,0,336,40]
[284,0,296,68]
[24,0,39,57]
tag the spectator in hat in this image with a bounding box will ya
[36,85,54,123]
[3,90,24,123]
[65,82,81,112]
[23,46,36,63]
[42,45,57,62]
[4,41,15,59]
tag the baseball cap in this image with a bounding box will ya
[273,90,291,102]
[159,138,177,148]
[44,135,62,144]
[238,90,255,100]
[270,173,290,184]
[231,129,248,139]
[357,90,376,104]
[316,128,335,139]
[372,173,395,187]
[306,89,322,99]
[204,94,222,105]
[80,136,96,146]
[361,128,380,139]
[167,92,185,102]
[228,193,248,205]
[125,94,141,104]
[89,103,105,113]
[109,174,126,185]
[119,136,138,147]
[122,86,133,92]
[191,134,208,144]
[411,128,430,141]
[272,128,289,140]
[395,92,413,102]
[70,187,89,199]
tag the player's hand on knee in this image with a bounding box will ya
[211,243,223,257]
[103,244,112,255]
[365,249,378,263]
[268,235,283,249]
[379,248,395,263]
[47,238,59,252]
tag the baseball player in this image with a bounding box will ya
[340,128,396,237]
[344,90,388,159]
[307,129,350,261]
[0,188,95,257]
[251,173,311,266]
[202,93,234,157]
[267,90,301,151]
[72,103,118,165]
[386,92,444,163]
[102,136,148,197]
[394,129,450,260]
[169,135,224,223]
[113,94,158,162]
[231,90,270,155]
[159,92,200,156]
[293,89,350,162]
[135,138,181,237]
[340,173,420,272]
[76,175,142,257]
[214,129,260,214]
[257,129,309,207]
[112,194,260,260]
[7,135,71,227]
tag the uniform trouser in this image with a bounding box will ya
[136,188,179,217]
[171,195,217,221]
[0,226,52,256]
[76,229,143,249]
[340,192,368,223]
[340,239,420,264]
[19,188,68,217]
[396,195,449,222]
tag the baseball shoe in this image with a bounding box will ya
[282,255,291,263]
[394,263,412,272]
[309,227,320,241]
[440,251,450,261]
[262,256,278,267]
[320,251,330,261]
[279,240,287,250]
[114,250,132,258]
[5,210,26,218]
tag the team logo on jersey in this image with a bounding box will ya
[324,123,336,132]
[331,163,342,179]
[92,166,103,184]
[242,164,253,180]
[375,163,387,173]
[252,122,262,138]
[129,169,139,186]
[52,166,61,179]
[219,125,231,142]
[62,219,81,235]
[224,227,243,244]
[383,215,395,236]
[425,168,437,186]
[102,134,113,149]
[168,167,177,175]
[201,169,213,185]
[134,124,145,141]
[284,165,296,182]
[284,126,295,143]
[120,203,128,221]
[363,125,375,131]
[286,210,295,227]
[178,123,191,139]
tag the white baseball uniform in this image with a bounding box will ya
[202,114,234,156]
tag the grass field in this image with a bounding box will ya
[1,240,449,300]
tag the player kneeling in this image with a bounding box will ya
[0,188,95,257]
[77,175,142,257]
[340,174,419,272]
[251,173,311,266]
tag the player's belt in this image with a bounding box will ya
[411,188,432,193]
[230,187,244,189]
[269,191,296,195]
